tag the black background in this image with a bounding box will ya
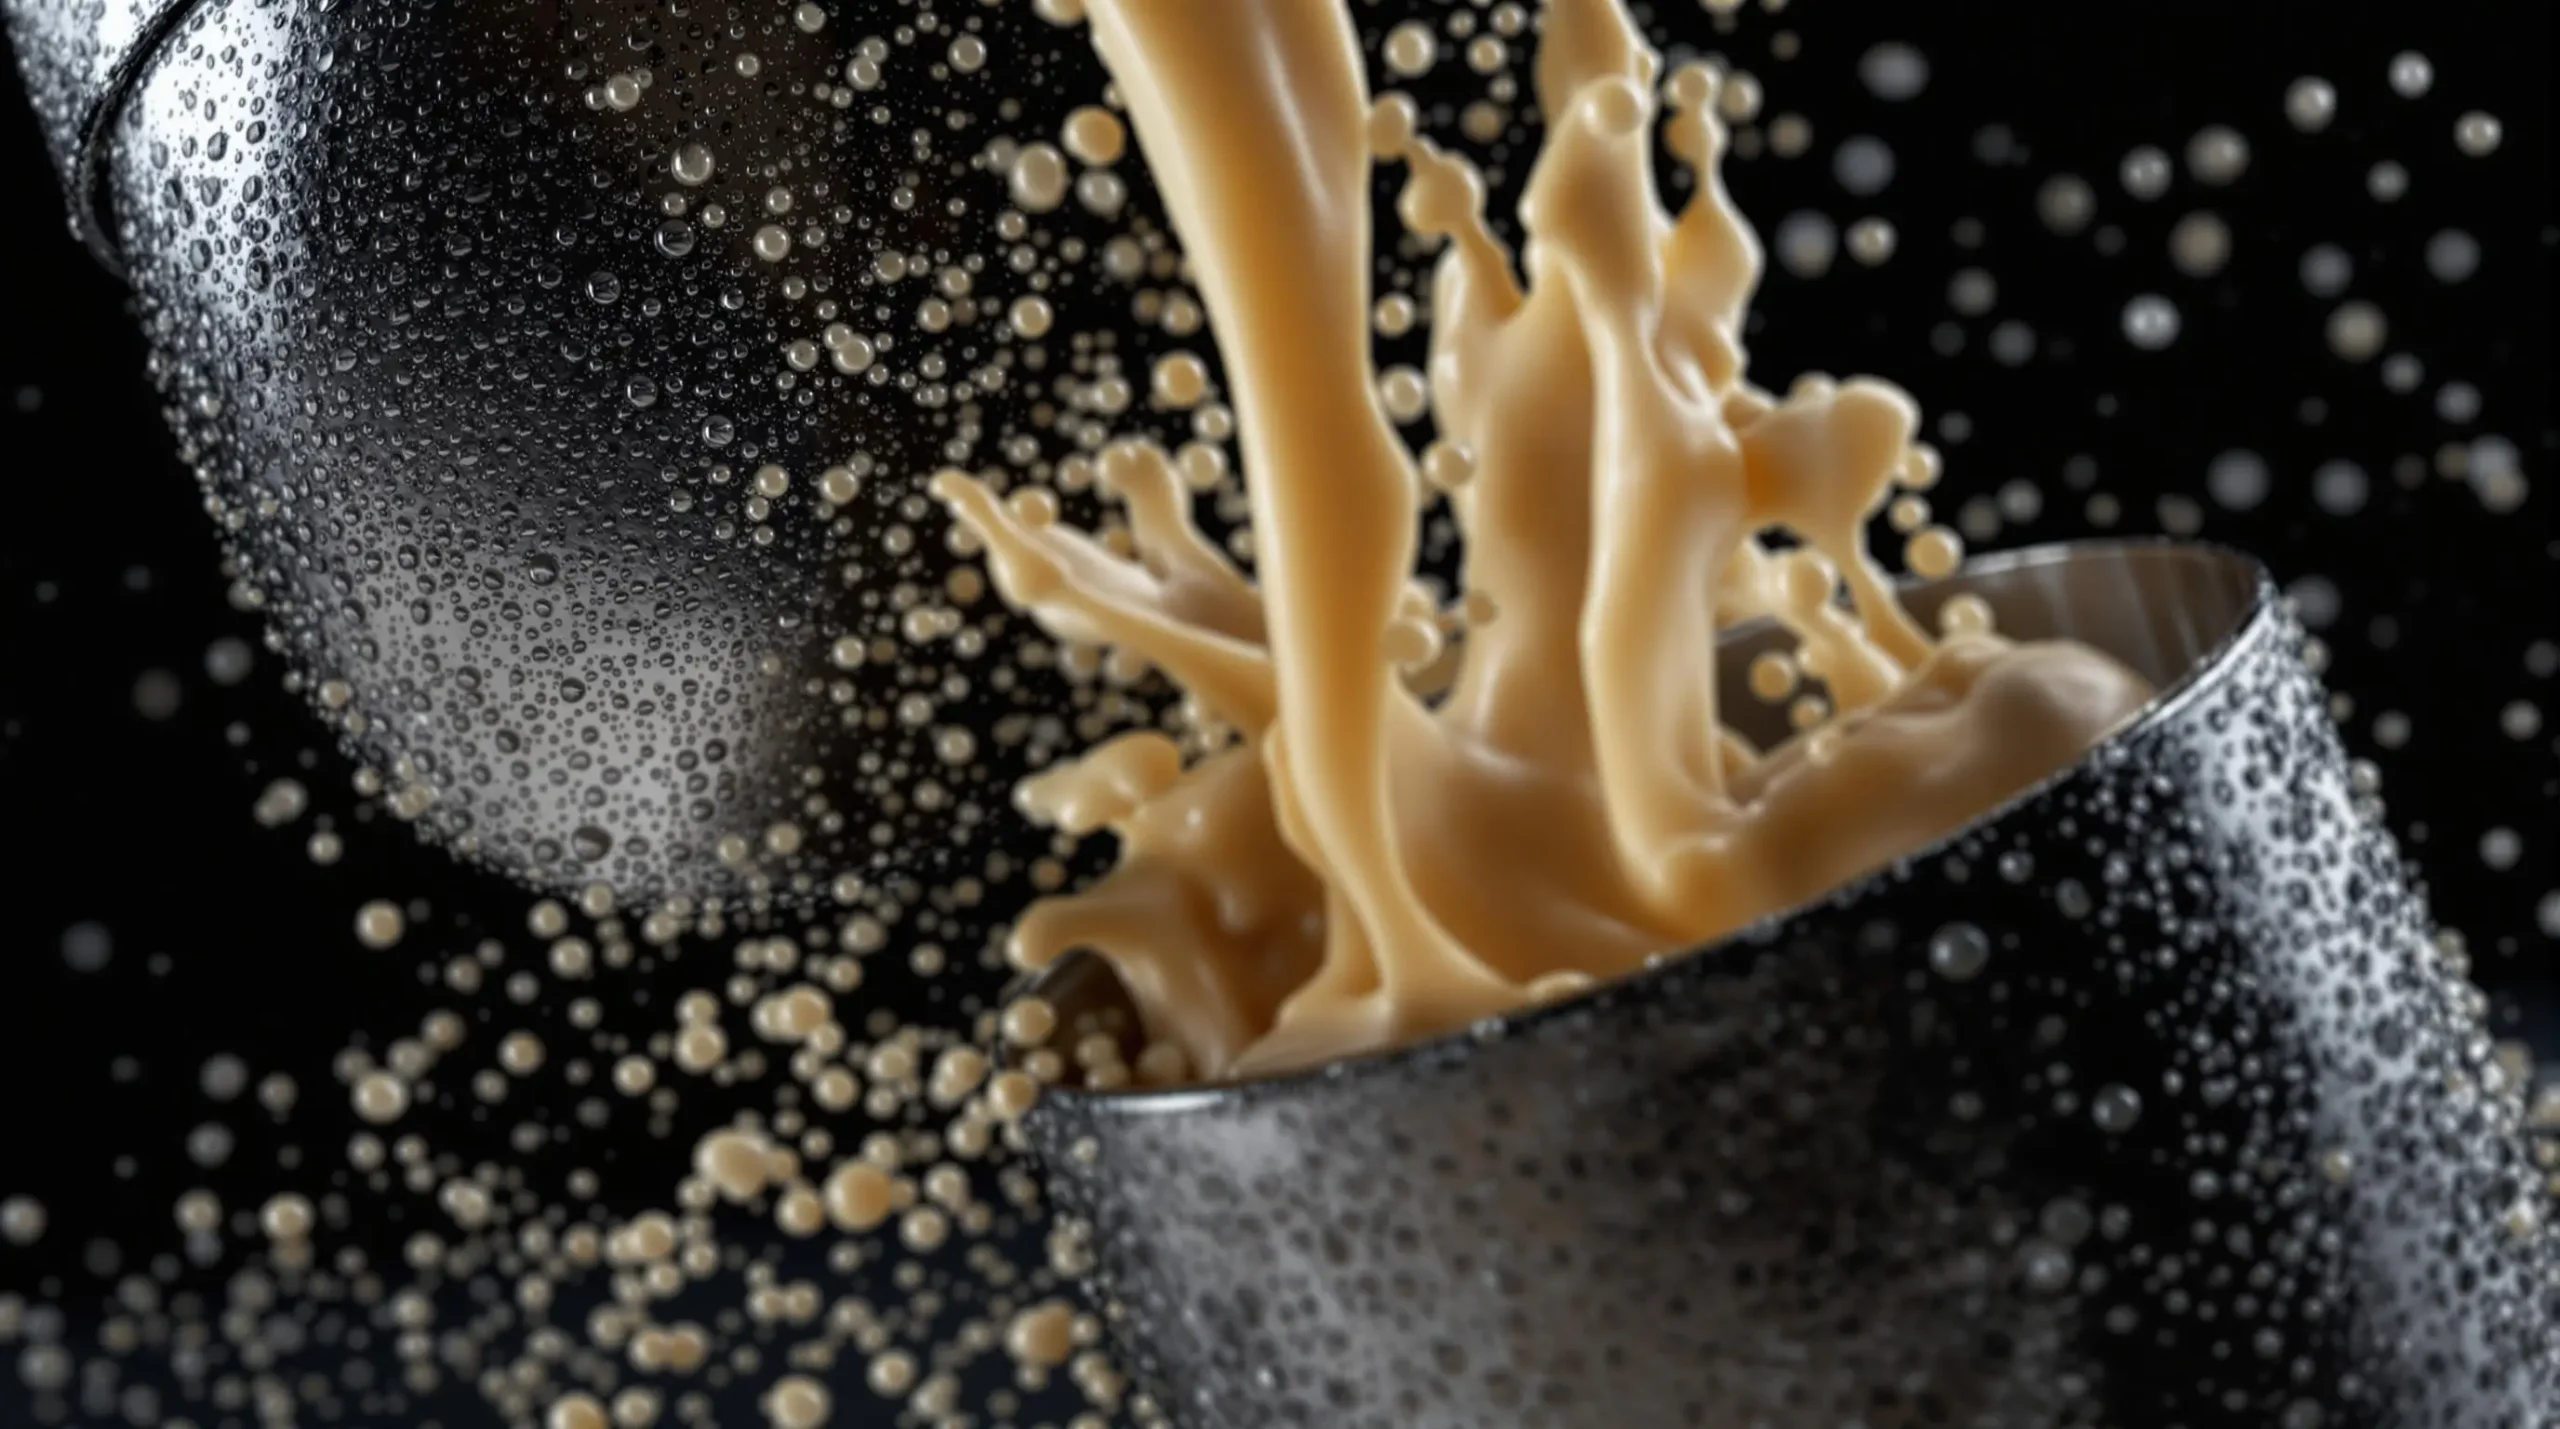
[0,2,2551,1425]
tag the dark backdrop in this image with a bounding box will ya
[1,2,2550,1425]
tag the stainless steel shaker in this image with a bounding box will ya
[3,0,1094,903]
[1024,543,2560,1429]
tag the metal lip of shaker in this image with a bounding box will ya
[1,0,198,269]
[1020,539,2560,1429]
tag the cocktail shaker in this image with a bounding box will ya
[4,0,1075,902]
[1024,543,2560,1429]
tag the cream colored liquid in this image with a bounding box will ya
[938,0,2154,1079]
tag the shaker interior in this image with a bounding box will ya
[1028,539,2269,1078]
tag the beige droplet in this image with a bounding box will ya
[822,1161,897,1232]
[1000,998,1057,1048]
[355,901,405,950]
[1748,652,1798,702]
[1385,23,1437,78]
[1151,352,1211,409]
[352,1071,409,1125]
[1006,1300,1078,1369]
[763,1375,832,1429]
[1009,144,1072,212]
[774,1184,827,1239]
[695,1129,777,1202]
[1905,526,1963,579]
[1008,296,1055,339]
[260,1193,314,1241]
[1061,106,1126,166]
[674,1024,727,1074]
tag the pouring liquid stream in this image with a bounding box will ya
[938,0,2154,1080]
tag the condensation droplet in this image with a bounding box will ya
[2284,77,2337,133]
[2118,146,2172,201]
[2091,1084,2145,1132]
[2388,51,2434,99]
[2425,229,2481,284]
[2325,301,2387,362]
[1832,136,1895,196]
[2454,111,2503,157]
[2121,295,2181,350]
[1858,43,1929,102]
[60,920,113,973]
[2036,175,2094,234]
[2206,450,2271,511]
[1928,922,1991,981]
[2184,126,2249,185]
[2169,212,2230,276]
[670,143,716,186]
[2299,244,2354,297]
[2311,461,2370,516]
[1773,212,1837,277]
[1845,217,1896,264]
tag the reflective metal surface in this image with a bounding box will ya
[4,0,1099,901]
[0,0,189,267]
[1026,542,2560,1429]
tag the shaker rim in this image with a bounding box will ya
[53,0,204,273]
[1019,537,2279,1114]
